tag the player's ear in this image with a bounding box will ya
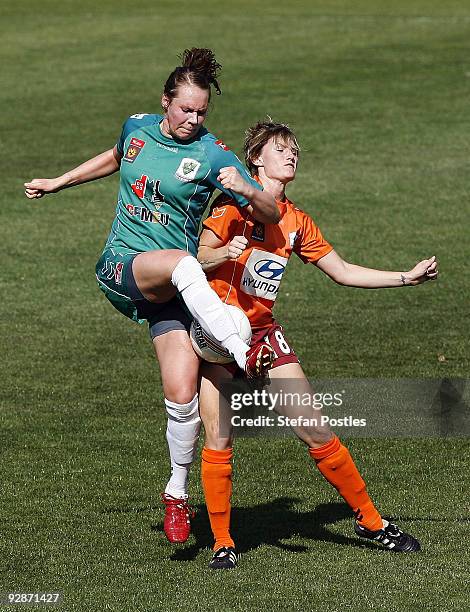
[161,94,170,112]
[252,154,263,168]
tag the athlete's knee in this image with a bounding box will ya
[165,394,200,424]
[171,255,206,292]
[164,384,198,405]
[134,249,191,289]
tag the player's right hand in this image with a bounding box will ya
[217,167,248,196]
[227,235,248,259]
[24,178,61,199]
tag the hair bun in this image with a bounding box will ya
[180,48,222,94]
[163,48,223,100]
[181,48,221,77]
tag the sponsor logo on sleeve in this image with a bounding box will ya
[130,137,145,147]
[123,137,146,163]
[215,139,230,151]
[240,249,287,301]
[175,158,201,182]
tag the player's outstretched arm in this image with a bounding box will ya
[198,228,248,272]
[316,250,439,288]
[217,167,280,224]
[24,147,121,199]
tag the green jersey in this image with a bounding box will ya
[104,113,261,257]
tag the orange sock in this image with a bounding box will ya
[201,447,234,550]
[309,436,383,531]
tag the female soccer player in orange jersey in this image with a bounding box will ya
[197,119,438,569]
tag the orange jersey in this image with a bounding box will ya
[202,194,333,329]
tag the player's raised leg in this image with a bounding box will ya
[133,250,274,377]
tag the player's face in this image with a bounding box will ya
[162,85,209,141]
[259,137,299,184]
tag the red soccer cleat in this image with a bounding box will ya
[244,343,275,379]
[161,493,195,543]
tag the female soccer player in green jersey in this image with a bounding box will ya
[25,48,278,543]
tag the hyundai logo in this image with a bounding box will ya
[254,259,285,280]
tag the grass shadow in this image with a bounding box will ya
[151,498,380,561]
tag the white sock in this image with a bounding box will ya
[171,256,249,369]
[221,336,250,370]
[164,395,201,498]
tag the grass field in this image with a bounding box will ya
[2,1,469,610]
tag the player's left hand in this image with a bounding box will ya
[217,167,248,197]
[406,256,439,285]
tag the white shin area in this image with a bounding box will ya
[164,394,201,499]
[171,256,249,369]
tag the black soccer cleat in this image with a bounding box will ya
[209,546,238,569]
[354,519,421,552]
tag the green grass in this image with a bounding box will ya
[2,1,469,610]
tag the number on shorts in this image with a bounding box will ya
[274,329,291,355]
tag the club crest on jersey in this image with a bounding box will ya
[251,222,265,242]
[175,158,201,182]
[123,137,145,163]
[211,206,226,218]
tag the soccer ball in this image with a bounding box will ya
[190,304,252,364]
